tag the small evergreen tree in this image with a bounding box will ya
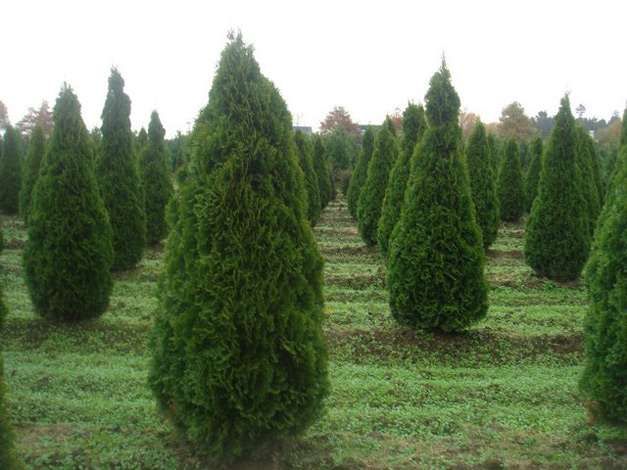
[487,133,500,175]
[388,61,487,332]
[525,96,590,281]
[575,126,601,236]
[525,137,543,212]
[312,135,332,209]
[149,35,328,460]
[346,127,374,219]
[519,141,530,172]
[97,68,146,271]
[141,111,172,245]
[357,119,398,247]
[497,139,524,222]
[378,104,426,257]
[295,130,322,225]
[24,84,113,321]
[465,121,499,248]
[0,126,21,215]
[19,125,46,223]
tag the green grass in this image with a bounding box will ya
[1,201,626,469]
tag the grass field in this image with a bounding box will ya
[1,198,626,469]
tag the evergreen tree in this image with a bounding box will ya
[0,126,21,214]
[136,127,148,150]
[579,149,626,423]
[312,135,332,209]
[141,111,172,245]
[97,68,146,271]
[525,96,590,281]
[525,137,543,212]
[519,141,530,172]
[346,127,374,219]
[388,61,487,332]
[295,130,322,225]
[497,139,524,222]
[357,119,398,247]
[23,84,113,321]
[575,126,601,236]
[19,125,46,223]
[149,35,328,460]
[378,104,426,257]
[487,133,500,175]
[465,121,499,248]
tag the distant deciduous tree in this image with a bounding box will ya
[0,101,9,130]
[498,102,536,142]
[532,110,555,138]
[320,106,360,138]
[460,110,480,141]
[16,101,54,138]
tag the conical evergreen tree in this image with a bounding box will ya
[579,149,626,423]
[357,118,398,246]
[465,121,499,248]
[519,141,530,172]
[378,104,426,257]
[575,126,601,236]
[497,139,524,222]
[0,126,21,215]
[295,130,322,225]
[23,85,113,321]
[487,133,500,175]
[148,35,328,460]
[525,137,543,212]
[140,111,172,245]
[97,68,146,271]
[312,135,332,209]
[525,96,590,281]
[346,127,374,219]
[19,125,46,223]
[136,127,148,150]
[388,61,487,332]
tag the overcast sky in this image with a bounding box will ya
[2,0,626,137]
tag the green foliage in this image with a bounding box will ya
[295,131,322,225]
[525,137,543,212]
[357,119,398,247]
[575,126,601,236]
[149,35,328,460]
[325,128,353,170]
[97,68,146,271]
[465,121,499,248]
[19,125,46,223]
[0,126,21,215]
[140,112,172,245]
[378,104,426,257]
[312,134,333,209]
[388,62,487,332]
[346,127,374,219]
[23,85,113,321]
[525,96,590,281]
[580,149,626,423]
[487,132,500,175]
[497,139,524,222]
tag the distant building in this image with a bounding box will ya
[293,125,313,135]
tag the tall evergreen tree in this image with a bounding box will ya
[346,127,374,219]
[487,133,500,175]
[97,68,146,271]
[0,126,21,214]
[295,130,322,225]
[357,119,398,247]
[465,121,499,248]
[525,96,590,281]
[575,126,601,236]
[149,35,328,460]
[140,111,172,245]
[19,125,46,223]
[24,85,113,321]
[378,104,426,257]
[497,139,524,222]
[312,135,332,209]
[388,61,487,332]
[525,137,543,212]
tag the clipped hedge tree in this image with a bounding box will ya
[357,119,398,247]
[97,68,146,271]
[0,126,21,215]
[295,130,322,225]
[388,61,487,332]
[19,125,46,223]
[346,127,374,219]
[312,135,333,209]
[148,35,328,460]
[525,96,590,281]
[24,85,113,321]
[497,139,524,222]
[525,137,543,212]
[575,126,601,236]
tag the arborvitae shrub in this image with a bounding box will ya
[519,141,530,172]
[312,135,332,209]
[295,131,322,225]
[24,85,113,321]
[97,68,146,271]
[525,137,543,212]
[0,126,21,215]
[378,104,426,258]
[148,35,328,460]
[497,139,524,222]
[388,62,487,332]
[579,149,626,423]
[347,127,374,219]
[19,125,46,223]
[357,119,398,246]
[140,111,172,245]
[525,96,590,281]
[575,126,601,236]
[487,133,500,175]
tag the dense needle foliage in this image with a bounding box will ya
[19,125,46,223]
[312,135,333,209]
[525,137,543,212]
[0,126,21,215]
[575,126,601,236]
[295,130,322,225]
[497,139,525,222]
[346,127,374,219]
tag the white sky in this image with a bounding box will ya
[2,0,626,137]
